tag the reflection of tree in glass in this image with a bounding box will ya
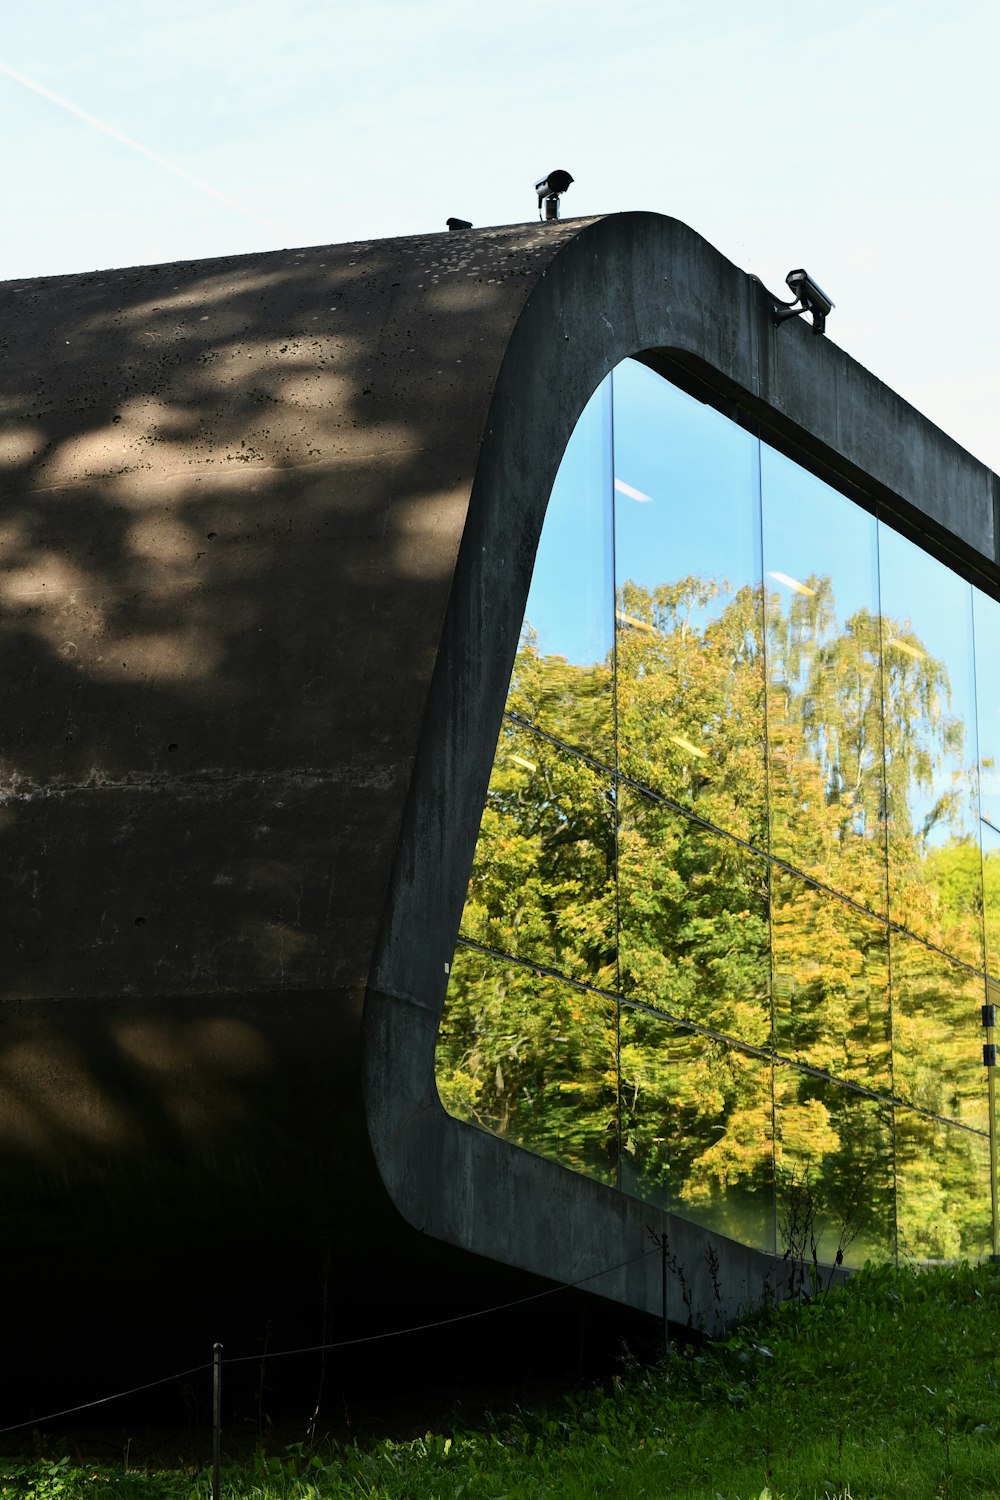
[617,789,770,1044]
[506,623,613,761]
[766,579,887,909]
[458,715,616,986]
[895,1110,992,1262]
[879,603,983,966]
[437,571,991,1261]
[890,936,987,1133]
[764,573,982,960]
[437,946,618,1183]
[983,849,1000,977]
[770,869,891,1091]
[616,576,766,847]
[774,1073,895,1267]
[619,1017,775,1251]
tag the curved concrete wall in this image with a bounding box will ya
[0,221,592,1393]
[1,212,997,1392]
[365,210,1000,1326]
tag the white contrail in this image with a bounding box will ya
[0,60,281,234]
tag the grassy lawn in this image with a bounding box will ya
[2,1260,999,1499]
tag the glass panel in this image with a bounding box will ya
[895,1109,992,1261]
[771,869,891,1092]
[458,722,616,987]
[436,945,618,1184]
[612,360,766,847]
[440,355,1000,1255]
[982,819,1000,979]
[617,784,770,1047]
[774,1065,895,1266]
[878,523,984,967]
[761,447,887,914]
[890,928,989,1132]
[509,375,614,762]
[973,585,1000,833]
[619,1008,775,1251]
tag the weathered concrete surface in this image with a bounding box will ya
[1,223,591,1002]
[1,212,996,1403]
[0,221,594,1401]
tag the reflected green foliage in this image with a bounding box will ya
[620,1013,775,1250]
[774,1069,896,1267]
[505,625,614,762]
[443,579,995,1260]
[436,358,997,1264]
[617,576,767,846]
[895,1111,993,1261]
[436,946,617,1182]
[979,837,1000,976]
[766,583,887,912]
[920,838,989,968]
[618,786,769,1043]
[883,621,984,965]
[457,714,615,985]
[890,932,988,1132]
[771,871,891,1091]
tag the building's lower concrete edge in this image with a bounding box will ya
[362,986,830,1330]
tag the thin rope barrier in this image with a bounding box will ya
[221,1245,658,1367]
[0,1245,658,1436]
[0,1362,211,1438]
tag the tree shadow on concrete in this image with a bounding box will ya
[0,223,578,1399]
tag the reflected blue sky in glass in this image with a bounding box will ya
[612,359,765,833]
[612,358,761,625]
[762,444,878,625]
[520,373,612,669]
[878,522,980,851]
[973,587,1000,830]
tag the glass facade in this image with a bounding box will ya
[435,357,999,1264]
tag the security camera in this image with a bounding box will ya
[534,169,574,221]
[773,267,835,335]
[786,268,834,321]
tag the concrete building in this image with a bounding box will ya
[1,211,997,1405]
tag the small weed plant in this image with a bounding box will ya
[2,1261,999,1499]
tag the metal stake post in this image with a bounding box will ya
[212,1342,223,1500]
[647,1225,670,1356]
[661,1235,668,1357]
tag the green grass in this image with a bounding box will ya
[3,1260,1000,1499]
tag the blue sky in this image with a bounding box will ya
[3,0,999,470]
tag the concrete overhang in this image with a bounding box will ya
[0,211,997,1381]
